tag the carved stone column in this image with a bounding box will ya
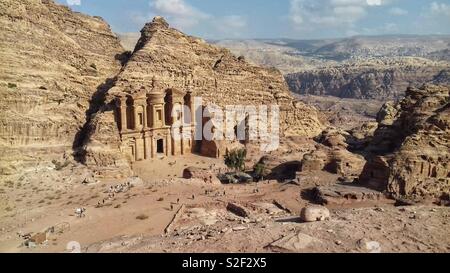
[161,104,166,127]
[133,101,139,130]
[180,128,185,155]
[143,135,149,160]
[143,105,148,130]
[116,98,127,132]
[180,103,184,123]
[147,101,152,128]
[165,134,171,156]
[171,137,176,156]
[190,99,196,126]
[133,140,138,162]
[151,136,156,158]
[135,138,143,161]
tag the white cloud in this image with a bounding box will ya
[214,15,248,38]
[330,0,383,6]
[366,0,383,6]
[127,0,247,39]
[333,6,367,19]
[152,0,199,17]
[429,2,450,17]
[149,0,210,30]
[389,7,408,16]
[290,0,304,25]
[413,2,450,35]
[420,2,450,23]
[289,0,389,30]
[148,0,248,35]
[66,0,81,6]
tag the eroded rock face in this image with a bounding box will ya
[301,148,366,179]
[82,17,324,173]
[82,108,133,178]
[360,85,450,200]
[0,0,124,174]
[286,64,449,100]
[300,129,366,179]
[376,102,400,126]
[123,17,323,136]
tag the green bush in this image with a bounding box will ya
[253,162,266,181]
[90,63,97,70]
[7,83,17,88]
[224,148,247,171]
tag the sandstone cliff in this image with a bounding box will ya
[0,0,126,175]
[130,18,323,135]
[360,85,450,201]
[82,17,324,173]
[285,60,449,100]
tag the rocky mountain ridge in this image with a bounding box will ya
[211,37,450,100]
[83,17,325,176]
[214,36,450,68]
[0,0,125,175]
[310,35,450,60]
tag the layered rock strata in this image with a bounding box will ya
[360,85,450,200]
[0,0,125,175]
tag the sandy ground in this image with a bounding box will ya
[132,154,226,182]
[87,205,450,253]
[0,152,448,253]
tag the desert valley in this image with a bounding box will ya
[0,0,449,253]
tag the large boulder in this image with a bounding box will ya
[300,206,330,222]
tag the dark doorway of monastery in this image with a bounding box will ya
[157,139,164,154]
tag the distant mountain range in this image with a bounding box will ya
[118,34,450,70]
[118,33,450,100]
[212,35,450,72]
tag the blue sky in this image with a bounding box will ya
[58,0,450,39]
